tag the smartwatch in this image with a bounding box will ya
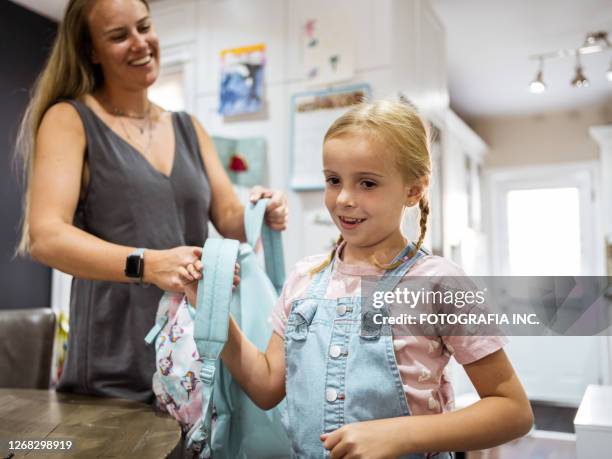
[125,248,145,281]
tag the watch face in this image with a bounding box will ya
[125,254,143,277]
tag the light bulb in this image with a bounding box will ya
[530,79,546,94]
[571,54,589,88]
[529,66,546,94]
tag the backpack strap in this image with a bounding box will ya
[244,199,286,294]
[143,314,169,345]
[190,238,240,446]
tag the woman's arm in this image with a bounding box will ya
[28,102,201,291]
[190,116,289,238]
[221,318,286,410]
[322,349,534,458]
[190,115,246,241]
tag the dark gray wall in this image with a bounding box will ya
[1,1,57,309]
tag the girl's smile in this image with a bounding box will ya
[338,215,367,229]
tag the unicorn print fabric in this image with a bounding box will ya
[152,293,206,426]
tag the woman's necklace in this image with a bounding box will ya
[121,114,153,157]
[107,101,155,157]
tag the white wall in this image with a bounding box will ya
[151,0,448,268]
[471,102,612,168]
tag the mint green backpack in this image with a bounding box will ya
[146,200,290,458]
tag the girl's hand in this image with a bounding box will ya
[321,419,403,459]
[183,279,198,308]
[143,246,203,291]
[250,186,288,231]
[182,262,240,308]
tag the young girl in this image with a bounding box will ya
[186,100,533,458]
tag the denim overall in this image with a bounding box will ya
[284,245,453,459]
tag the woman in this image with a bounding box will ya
[15,0,288,403]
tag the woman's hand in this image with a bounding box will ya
[183,262,241,308]
[321,419,403,459]
[250,186,288,231]
[143,246,203,291]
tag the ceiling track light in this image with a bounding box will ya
[571,53,589,88]
[530,57,547,94]
[528,30,612,92]
[583,31,611,51]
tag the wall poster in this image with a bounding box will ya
[289,84,370,191]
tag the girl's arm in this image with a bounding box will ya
[322,349,533,457]
[221,318,286,410]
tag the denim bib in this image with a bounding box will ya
[284,244,454,459]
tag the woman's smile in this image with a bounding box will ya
[129,53,153,66]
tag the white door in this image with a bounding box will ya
[488,162,606,405]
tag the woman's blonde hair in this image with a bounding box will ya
[312,99,431,274]
[14,0,150,255]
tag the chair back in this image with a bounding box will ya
[0,308,56,389]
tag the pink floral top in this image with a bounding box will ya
[270,244,508,416]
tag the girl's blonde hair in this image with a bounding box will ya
[312,99,431,274]
[14,0,150,255]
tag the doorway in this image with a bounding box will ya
[487,161,606,405]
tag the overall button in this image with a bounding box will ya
[329,345,342,358]
[336,305,347,316]
[325,388,338,402]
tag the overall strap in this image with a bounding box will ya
[377,243,428,293]
[244,199,286,294]
[192,238,240,445]
[361,243,429,339]
[303,253,336,299]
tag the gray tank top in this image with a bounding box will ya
[57,99,211,402]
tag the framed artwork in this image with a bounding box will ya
[212,136,267,187]
[219,44,265,116]
[289,84,370,191]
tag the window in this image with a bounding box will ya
[149,67,186,111]
[507,187,581,276]
[490,163,602,276]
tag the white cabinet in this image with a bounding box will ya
[574,385,612,458]
[391,0,448,114]
[439,110,488,274]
